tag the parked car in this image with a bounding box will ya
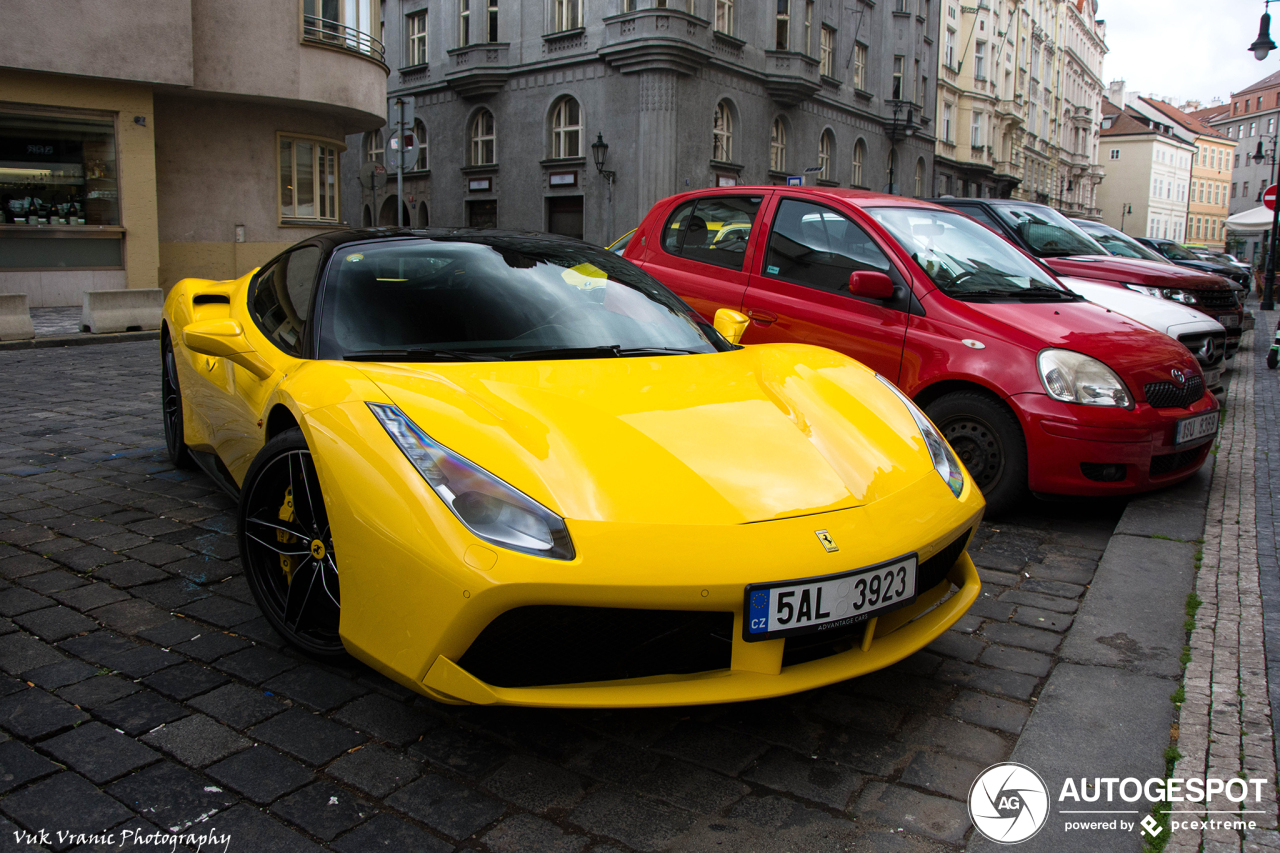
[606,228,635,255]
[624,187,1219,515]
[1191,248,1250,272]
[1053,277,1227,397]
[930,199,1245,356]
[1135,236,1253,288]
[162,228,986,706]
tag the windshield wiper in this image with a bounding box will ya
[507,345,700,361]
[344,348,504,362]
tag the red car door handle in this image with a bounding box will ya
[747,309,778,325]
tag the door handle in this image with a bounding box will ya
[746,309,778,325]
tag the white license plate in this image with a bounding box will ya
[1175,412,1218,445]
[744,555,917,641]
[1218,314,1240,328]
[1203,367,1223,389]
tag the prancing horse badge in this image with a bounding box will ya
[815,530,839,553]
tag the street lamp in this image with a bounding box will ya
[1119,203,1133,233]
[885,100,915,196]
[1252,134,1280,310]
[1251,6,1277,60]
[591,132,617,244]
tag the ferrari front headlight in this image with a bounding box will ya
[368,403,574,560]
[875,374,965,499]
[1037,349,1133,408]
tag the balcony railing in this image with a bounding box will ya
[302,15,385,62]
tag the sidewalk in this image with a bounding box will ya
[1167,304,1280,853]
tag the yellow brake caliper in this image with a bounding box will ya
[278,486,297,582]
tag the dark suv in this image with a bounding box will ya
[929,198,1245,356]
[1136,237,1252,288]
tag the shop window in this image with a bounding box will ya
[279,135,341,223]
[467,199,497,228]
[0,110,123,269]
[546,196,584,239]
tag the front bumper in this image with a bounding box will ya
[1015,391,1218,496]
[304,401,985,707]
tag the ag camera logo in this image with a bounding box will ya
[968,762,1050,844]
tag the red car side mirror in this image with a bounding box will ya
[848,270,896,300]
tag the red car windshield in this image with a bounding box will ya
[992,204,1109,258]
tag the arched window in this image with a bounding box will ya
[364,130,383,164]
[413,119,428,170]
[914,157,926,197]
[770,118,786,172]
[818,130,834,181]
[469,109,496,165]
[851,138,866,187]
[551,97,582,159]
[713,101,733,162]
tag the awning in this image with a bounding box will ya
[1225,205,1276,230]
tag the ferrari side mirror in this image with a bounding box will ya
[713,308,750,345]
[848,271,896,300]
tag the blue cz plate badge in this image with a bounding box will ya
[744,555,919,642]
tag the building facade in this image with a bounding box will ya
[931,0,1105,217]
[1,0,386,305]
[342,0,941,245]
[1144,99,1230,251]
[1096,96,1195,240]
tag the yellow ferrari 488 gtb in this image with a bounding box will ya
[161,229,983,708]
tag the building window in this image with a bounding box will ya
[302,0,384,62]
[1109,148,1119,160]
[553,0,581,32]
[945,27,955,67]
[1244,181,1250,199]
[818,130,833,181]
[851,138,866,187]
[470,109,496,165]
[1251,121,1257,137]
[804,1,814,55]
[624,0,637,9]
[460,0,471,45]
[914,157,925,197]
[853,43,867,89]
[776,0,789,50]
[1232,182,1238,198]
[407,10,428,65]
[970,110,982,147]
[487,0,499,41]
[364,130,384,164]
[770,118,786,172]
[713,101,733,161]
[974,40,986,79]
[820,26,835,76]
[279,134,340,223]
[892,55,904,99]
[942,104,953,142]
[1228,126,1234,138]
[550,97,582,159]
[412,120,428,170]
[715,0,733,33]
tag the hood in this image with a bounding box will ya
[356,347,941,526]
[1043,255,1232,290]
[1058,277,1226,338]
[961,300,1202,393]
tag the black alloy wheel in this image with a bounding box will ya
[925,391,1028,517]
[161,333,196,470]
[239,428,345,658]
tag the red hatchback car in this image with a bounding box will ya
[623,187,1219,515]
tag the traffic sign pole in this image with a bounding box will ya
[1265,184,1278,310]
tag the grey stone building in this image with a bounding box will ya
[342,0,940,245]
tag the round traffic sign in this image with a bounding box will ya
[1265,183,1278,211]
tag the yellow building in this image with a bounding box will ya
[1144,101,1232,252]
[0,1,386,306]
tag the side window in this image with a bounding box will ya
[956,205,1003,234]
[763,199,894,294]
[660,196,763,271]
[250,246,322,357]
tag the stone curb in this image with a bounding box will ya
[0,331,161,351]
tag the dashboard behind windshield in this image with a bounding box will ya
[993,204,1109,258]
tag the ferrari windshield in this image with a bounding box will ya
[992,204,1109,258]
[867,207,1070,299]
[1074,222,1168,262]
[316,237,724,361]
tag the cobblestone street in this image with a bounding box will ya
[0,340,1149,853]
